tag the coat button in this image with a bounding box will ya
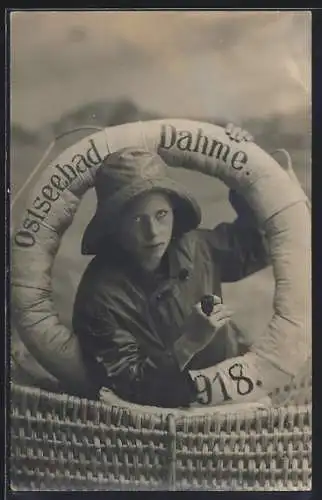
[178,269,189,281]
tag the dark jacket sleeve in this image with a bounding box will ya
[203,190,270,282]
[75,295,197,408]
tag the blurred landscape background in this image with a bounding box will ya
[10,11,311,358]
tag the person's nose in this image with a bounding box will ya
[144,217,159,240]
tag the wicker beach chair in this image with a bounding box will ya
[10,357,311,491]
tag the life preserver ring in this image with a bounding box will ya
[11,119,311,405]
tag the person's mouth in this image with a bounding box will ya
[145,242,164,249]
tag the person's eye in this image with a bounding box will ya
[156,209,169,220]
[133,215,142,223]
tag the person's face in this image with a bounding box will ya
[117,192,174,272]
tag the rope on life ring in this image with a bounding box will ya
[270,148,311,211]
[11,126,106,211]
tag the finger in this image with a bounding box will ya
[209,303,232,315]
[212,294,222,305]
[245,132,254,142]
[225,122,234,135]
[195,302,203,313]
[210,308,233,321]
[233,128,253,143]
[214,309,233,321]
[209,317,232,331]
[209,304,226,315]
[212,317,231,330]
[195,303,210,318]
[236,132,246,142]
[231,127,242,141]
[236,129,250,142]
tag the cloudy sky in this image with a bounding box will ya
[10,10,311,130]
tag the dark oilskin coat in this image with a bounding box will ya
[73,215,269,408]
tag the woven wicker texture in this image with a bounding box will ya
[10,382,311,491]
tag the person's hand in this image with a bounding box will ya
[182,295,233,353]
[173,295,233,370]
[225,122,254,143]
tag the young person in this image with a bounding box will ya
[73,129,270,407]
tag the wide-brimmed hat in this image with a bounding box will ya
[81,147,201,255]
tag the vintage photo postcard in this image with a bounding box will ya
[9,10,311,491]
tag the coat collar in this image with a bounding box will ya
[167,232,196,280]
